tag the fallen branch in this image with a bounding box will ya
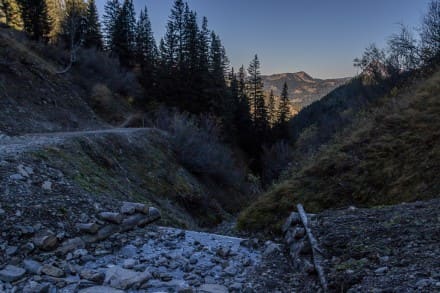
[297,204,328,292]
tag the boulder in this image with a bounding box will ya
[41,264,64,278]
[104,266,151,290]
[33,230,58,251]
[0,265,26,282]
[58,237,85,255]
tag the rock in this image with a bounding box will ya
[120,244,137,258]
[215,247,230,258]
[120,202,149,215]
[79,286,124,293]
[189,256,198,265]
[104,266,151,290]
[83,224,120,243]
[229,282,243,291]
[6,246,18,256]
[76,223,100,234]
[41,264,64,278]
[33,230,58,251]
[374,266,388,275]
[0,265,26,282]
[0,208,5,216]
[41,180,52,191]
[23,259,42,274]
[9,174,24,180]
[224,266,237,276]
[23,281,50,293]
[22,242,35,254]
[198,284,228,293]
[123,259,137,269]
[263,241,281,256]
[98,212,123,224]
[80,270,105,284]
[148,207,161,220]
[58,237,85,255]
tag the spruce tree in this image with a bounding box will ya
[0,0,22,29]
[113,0,136,67]
[135,6,157,93]
[103,0,120,51]
[84,0,103,49]
[46,0,64,41]
[17,0,51,41]
[247,54,268,136]
[275,81,290,138]
[267,89,275,125]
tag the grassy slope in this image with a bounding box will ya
[31,130,227,229]
[238,69,440,233]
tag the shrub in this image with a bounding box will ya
[261,140,294,185]
[151,108,245,188]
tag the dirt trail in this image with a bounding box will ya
[0,128,154,158]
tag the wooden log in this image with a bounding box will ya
[297,204,328,292]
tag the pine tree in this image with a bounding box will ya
[0,0,22,29]
[161,0,185,69]
[135,6,157,92]
[84,0,103,49]
[17,0,51,41]
[46,0,64,41]
[113,0,136,67]
[275,81,290,138]
[247,54,268,136]
[103,0,120,51]
[267,89,275,125]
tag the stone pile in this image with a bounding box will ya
[282,211,316,274]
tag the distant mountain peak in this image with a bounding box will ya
[262,71,350,110]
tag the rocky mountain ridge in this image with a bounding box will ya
[262,71,350,110]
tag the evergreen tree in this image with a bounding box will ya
[267,89,275,125]
[161,0,185,69]
[198,16,210,74]
[0,0,22,29]
[84,0,103,49]
[17,0,51,41]
[276,81,290,137]
[103,0,120,51]
[247,54,268,137]
[46,0,64,41]
[60,0,87,49]
[233,65,254,151]
[135,6,157,93]
[113,0,136,67]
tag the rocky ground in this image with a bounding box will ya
[314,199,440,292]
[0,223,300,292]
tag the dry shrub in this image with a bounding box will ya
[151,108,245,188]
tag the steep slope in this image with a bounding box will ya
[262,72,349,110]
[238,68,440,232]
[0,27,107,135]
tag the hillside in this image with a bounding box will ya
[262,72,349,110]
[238,67,440,232]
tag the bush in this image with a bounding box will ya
[261,140,294,184]
[76,48,142,98]
[151,108,245,188]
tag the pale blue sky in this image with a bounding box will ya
[96,0,431,78]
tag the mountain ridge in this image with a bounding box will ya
[262,71,350,110]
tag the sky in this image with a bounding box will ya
[96,0,432,78]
